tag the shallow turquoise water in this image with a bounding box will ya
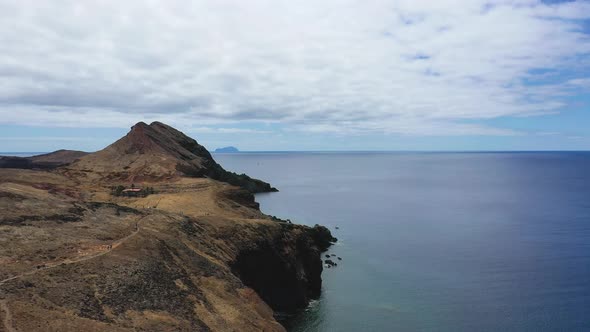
[215,152,590,331]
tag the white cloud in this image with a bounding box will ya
[188,127,272,134]
[0,0,588,136]
[0,136,103,142]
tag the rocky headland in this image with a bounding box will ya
[0,122,334,331]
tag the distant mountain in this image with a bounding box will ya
[0,149,88,169]
[68,122,276,193]
[214,146,239,153]
[30,150,89,164]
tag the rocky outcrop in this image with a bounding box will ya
[217,187,261,210]
[308,224,338,251]
[230,223,335,314]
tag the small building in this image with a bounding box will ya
[122,188,142,197]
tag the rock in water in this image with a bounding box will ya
[324,259,337,268]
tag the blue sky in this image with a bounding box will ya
[0,0,589,152]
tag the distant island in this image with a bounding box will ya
[214,146,239,153]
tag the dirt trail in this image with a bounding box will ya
[0,300,16,332]
[0,213,150,332]
[0,214,148,287]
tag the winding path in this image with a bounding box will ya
[0,300,16,332]
[0,214,149,331]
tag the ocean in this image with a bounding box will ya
[214,152,590,332]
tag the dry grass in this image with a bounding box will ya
[0,169,286,332]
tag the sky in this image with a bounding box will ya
[0,0,589,152]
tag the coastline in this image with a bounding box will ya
[0,168,336,331]
[0,124,337,331]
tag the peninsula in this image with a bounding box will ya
[0,121,335,331]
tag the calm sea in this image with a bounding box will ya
[214,152,590,332]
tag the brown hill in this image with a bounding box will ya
[30,149,88,164]
[0,150,88,169]
[69,122,276,193]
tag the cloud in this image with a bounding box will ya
[0,136,104,142]
[0,0,588,136]
[188,127,273,134]
[567,135,585,140]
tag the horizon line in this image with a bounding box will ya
[2,149,590,155]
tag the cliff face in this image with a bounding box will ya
[0,122,334,331]
[231,224,334,313]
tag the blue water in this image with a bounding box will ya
[214,152,590,332]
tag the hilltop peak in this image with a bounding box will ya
[122,122,161,154]
[149,121,168,127]
[128,121,151,135]
[69,122,276,192]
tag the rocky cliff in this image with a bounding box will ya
[231,224,336,313]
